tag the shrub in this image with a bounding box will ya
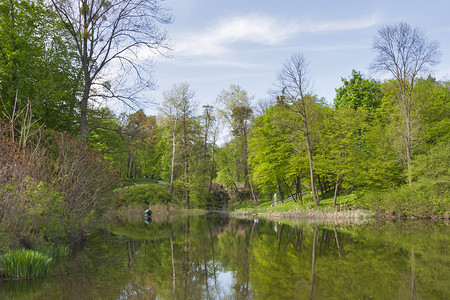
[0,249,54,278]
[0,118,120,248]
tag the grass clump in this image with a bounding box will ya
[34,244,70,258]
[0,249,54,278]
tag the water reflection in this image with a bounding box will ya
[1,212,449,299]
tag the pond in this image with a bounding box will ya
[1,211,449,299]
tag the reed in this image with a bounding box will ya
[35,244,70,258]
[0,249,54,278]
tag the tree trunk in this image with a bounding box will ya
[402,88,413,186]
[317,175,325,200]
[406,112,413,186]
[209,141,215,193]
[169,127,176,196]
[283,178,296,202]
[296,176,303,203]
[183,116,189,207]
[80,0,90,139]
[276,178,285,201]
[333,176,343,207]
[305,129,318,206]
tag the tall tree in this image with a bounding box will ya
[50,0,172,138]
[315,107,367,206]
[248,104,298,201]
[216,84,257,202]
[370,22,440,185]
[277,53,319,206]
[160,82,195,205]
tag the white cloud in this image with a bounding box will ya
[174,13,382,57]
[176,14,298,56]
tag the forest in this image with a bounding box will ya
[0,0,449,256]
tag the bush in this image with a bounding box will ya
[0,119,120,249]
[0,249,54,278]
[357,142,450,218]
[358,182,449,218]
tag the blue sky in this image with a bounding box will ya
[140,0,450,115]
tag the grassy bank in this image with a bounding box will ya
[228,193,372,224]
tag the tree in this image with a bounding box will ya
[124,110,158,178]
[50,0,172,138]
[248,104,298,202]
[315,107,367,206]
[277,53,319,206]
[370,22,440,185]
[334,70,381,112]
[0,0,81,132]
[216,84,257,202]
[159,82,195,205]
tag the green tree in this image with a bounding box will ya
[0,0,81,132]
[159,82,197,206]
[411,77,450,147]
[334,69,381,112]
[315,107,368,205]
[216,84,257,202]
[248,104,298,201]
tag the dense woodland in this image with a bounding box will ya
[0,0,449,251]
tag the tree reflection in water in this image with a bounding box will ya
[1,213,449,299]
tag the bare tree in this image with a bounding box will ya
[277,53,319,206]
[51,0,172,138]
[371,22,440,185]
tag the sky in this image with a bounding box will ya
[136,0,450,116]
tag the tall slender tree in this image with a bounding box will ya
[371,22,440,185]
[277,53,319,206]
[216,85,257,202]
[160,82,195,204]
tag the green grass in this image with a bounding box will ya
[34,244,70,258]
[0,249,54,278]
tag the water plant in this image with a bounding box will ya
[0,249,54,278]
[35,244,70,258]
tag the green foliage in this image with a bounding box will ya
[358,142,450,217]
[0,249,54,278]
[334,70,382,112]
[116,184,171,206]
[248,104,296,198]
[412,78,450,147]
[0,0,81,132]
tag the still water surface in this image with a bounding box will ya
[1,211,449,299]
